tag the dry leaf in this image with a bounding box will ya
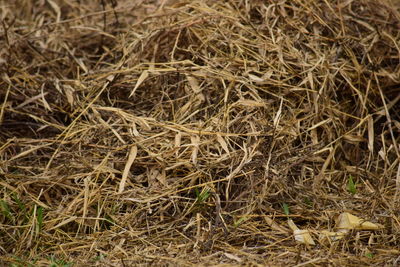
[288,219,315,245]
[186,74,202,94]
[248,73,265,83]
[336,212,384,231]
[148,166,167,187]
[263,216,289,233]
[64,85,75,106]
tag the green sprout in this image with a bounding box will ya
[282,203,290,216]
[365,252,374,258]
[49,255,73,267]
[0,199,13,221]
[195,187,210,203]
[347,175,357,195]
[234,216,249,227]
[303,197,313,207]
[36,206,44,233]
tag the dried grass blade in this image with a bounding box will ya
[273,98,283,127]
[129,70,149,97]
[47,0,61,23]
[396,162,400,197]
[9,144,51,161]
[216,134,230,155]
[367,116,374,153]
[191,135,200,164]
[119,145,138,193]
[48,216,78,231]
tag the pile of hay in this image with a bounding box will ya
[1,0,399,265]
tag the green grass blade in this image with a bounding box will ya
[282,203,290,216]
[0,200,13,221]
[36,206,43,233]
[347,175,357,195]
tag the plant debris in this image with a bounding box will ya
[1,0,399,266]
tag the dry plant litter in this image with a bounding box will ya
[0,0,400,266]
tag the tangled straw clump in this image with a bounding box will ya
[0,0,399,265]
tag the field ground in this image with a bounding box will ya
[1,0,400,266]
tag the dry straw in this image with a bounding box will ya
[0,0,399,266]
